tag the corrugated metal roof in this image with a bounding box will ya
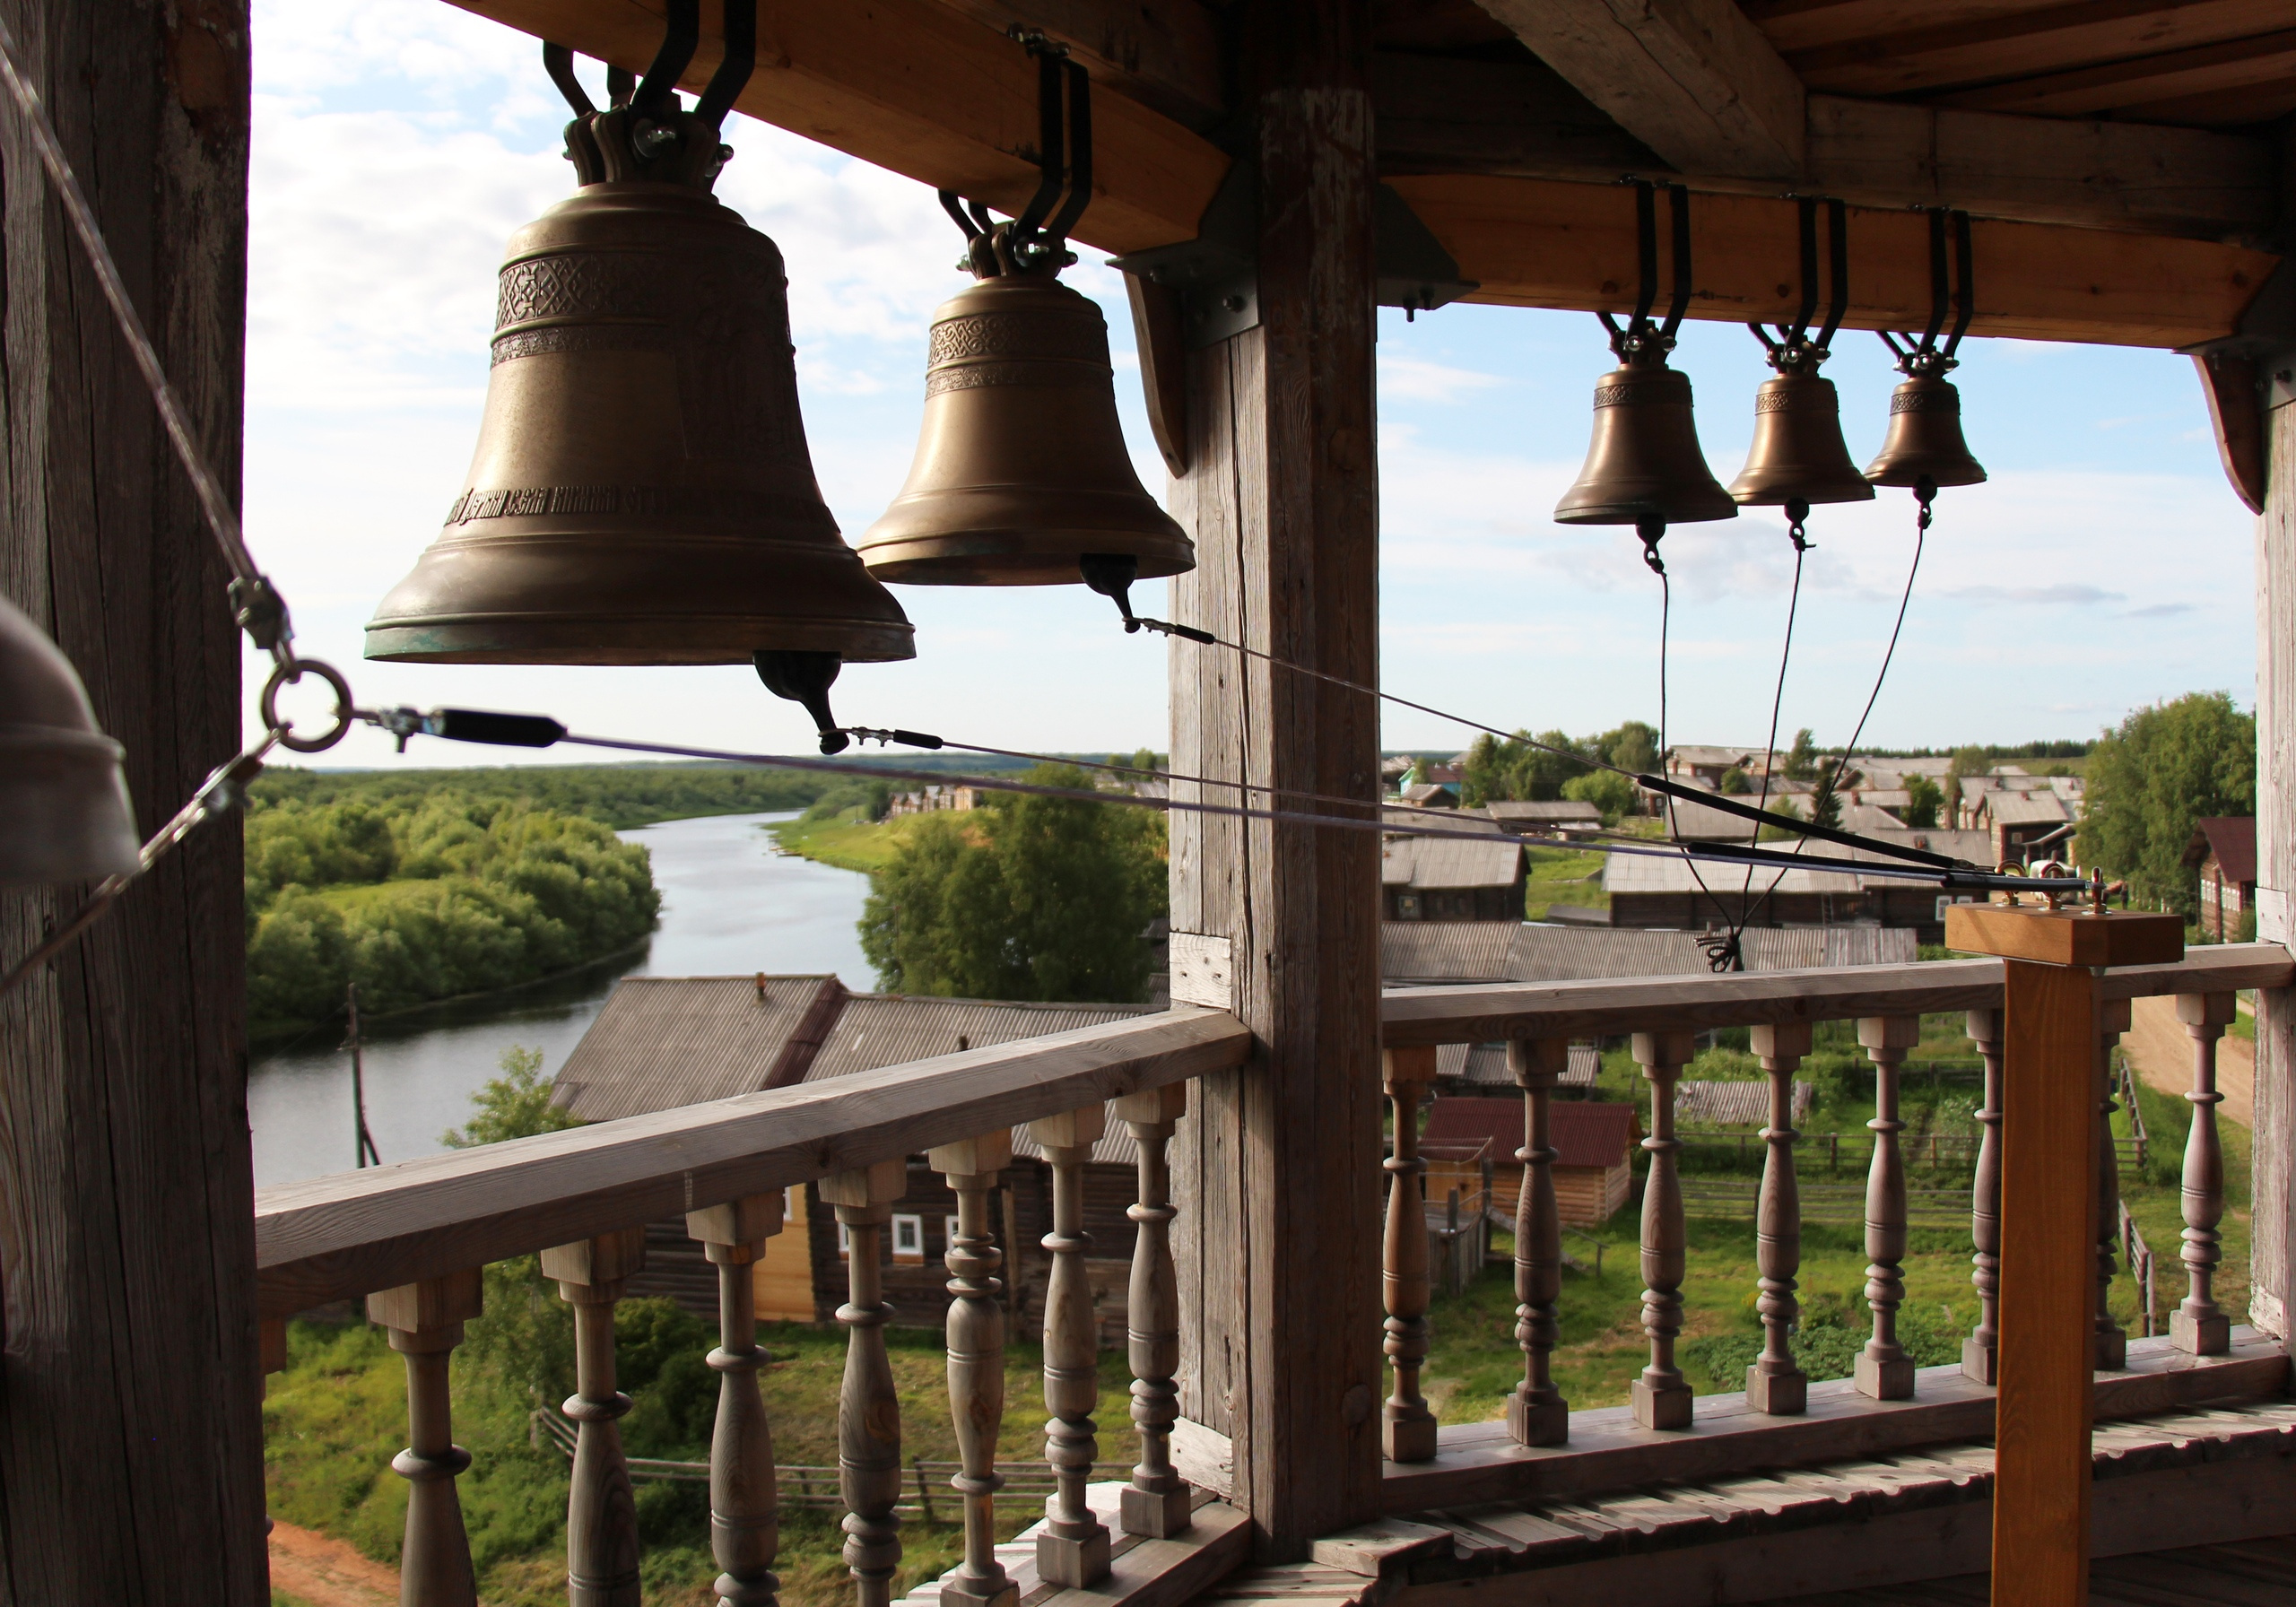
[1604,851,1863,894]
[1651,798,1769,840]
[1988,793,2074,825]
[1420,1096,1638,1168]
[1438,1041,1600,1085]
[1383,834,1524,890]
[1487,800,1602,825]
[551,975,845,1122]
[1508,923,1914,982]
[1678,1080,1815,1127]
[2187,815,2257,883]
[1383,920,1519,981]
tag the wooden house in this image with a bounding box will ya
[1382,828,1525,921]
[1485,799,1603,836]
[2187,817,2260,941]
[552,977,1149,1328]
[1420,1096,1639,1226]
[22,3,2296,1601]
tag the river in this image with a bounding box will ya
[246,811,871,1188]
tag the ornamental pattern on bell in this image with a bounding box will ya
[929,310,1106,369]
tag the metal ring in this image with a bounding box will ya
[259,656,356,754]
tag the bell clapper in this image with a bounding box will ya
[1785,498,1812,552]
[1081,552,1144,631]
[1636,517,1667,577]
[754,651,853,756]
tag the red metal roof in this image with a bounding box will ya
[2186,816,2257,886]
[1419,1096,1639,1169]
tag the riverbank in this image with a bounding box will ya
[768,812,926,873]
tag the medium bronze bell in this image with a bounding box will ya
[858,251,1193,586]
[1553,361,1739,531]
[1729,371,1874,508]
[365,104,914,669]
[1865,372,1987,490]
[0,595,138,888]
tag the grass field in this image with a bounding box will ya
[767,812,925,875]
[1523,843,1609,920]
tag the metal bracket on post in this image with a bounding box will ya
[1373,182,1477,318]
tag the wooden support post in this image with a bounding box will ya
[1747,1022,1812,1415]
[542,1228,649,1607]
[2258,369,2296,1351]
[822,1159,909,1607]
[0,6,262,1602]
[1964,1008,2006,1385]
[1113,1084,1193,1538]
[1630,1030,1696,1430]
[1857,1016,1921,1401]
[927,1133,1020,1607]
[1508,1039,1570,1446]
[2094,999,2135,1370]
[1031,1105,1113,1587]
[1945,902,2182,1607]
[686,1193,787,1607]
[1382,1047,1439,1461]
[2173,993,2238,1356]
[369,1271,486,1607]
[1162,0,1383,1559]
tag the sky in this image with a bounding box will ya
[243,1,2259,769]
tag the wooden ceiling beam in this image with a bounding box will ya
[445,0,1231,255]
[1784,0,2292,99]
[1473,0,1808,178]
[1389,173,2277,348]
[1937,27,2296,117]
[925,0,1228,133]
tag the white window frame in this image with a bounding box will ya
[891,1212,926,1262]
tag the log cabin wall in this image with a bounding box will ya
[0,3,265,1602]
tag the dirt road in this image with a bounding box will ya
[267,1522,400,1607]
[2123,994,2253,1128]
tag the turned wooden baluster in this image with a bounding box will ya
[1381,1046,1440,1460]
[1962,1008,2005,1385]
[1113,1083,1194,1536]
[687,1192,787,1607]
[2173,992,2237,1355]
[1856,1016,1919,1401]
[369,1270,484,1607]
[542,1227,649,1607]
[1507,1038,1569,1446]
[927,1131,1019,1607]
[2094,997,2134,1370]
[1631,1031,1695,1429]
[1748,1022,1813,1414]
[1031,1104,1113,1587]
[822,1159,908,1607]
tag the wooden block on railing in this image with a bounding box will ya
[1029,1102,1109,1157]
[540,1224,648,1293]
[929,1128,1015,1180]
[687,1191,787,1252]
[368,1267,484,1341]
[822,1158,909,1211]
[1111,1081,1187,1128]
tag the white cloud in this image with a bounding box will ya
[1379,356,1506,404]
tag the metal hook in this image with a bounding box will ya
[1943,210,1975,360]
[543,42,596,117]
[691,0,757,132]
[1658,182,1692,340]
[631,0,700,123]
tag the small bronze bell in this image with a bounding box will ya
[1865,372,1986,490]
[1553,181,1735,570]
[366,55,913,672]
[1729,371,1875,508]
[0,595,139,888]
[1554,360,1740,531]
[857,244,1194,586]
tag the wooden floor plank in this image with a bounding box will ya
[2093,1551,2296,1606]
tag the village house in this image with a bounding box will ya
[1485,798,1604,836]
[1664,743,1762,786]
[2187,816,2259,942]
[1382,821,1526,921]
[883,782,981,817]
[1420,1096,1639,1226]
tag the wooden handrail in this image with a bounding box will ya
[255,1007,1251,1317]
[1377,943,2292,1047]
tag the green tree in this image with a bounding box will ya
[860,764,1168,1002]
[1944,744,1990,813]
[1561,769,1636,826]
[2075,692,2255,914]
[443,1045,581,1148]
[1460,730,1589,804]
[1719,766,1752,795]
[1901,775,1944,830]
[1781,729,1818,782]
[1596,720,1659,777]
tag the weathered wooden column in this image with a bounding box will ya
[1162,0,1384,1559]
[543,1228,649,1607]
[824,1159,908,1607]
[1032,1104,1113,1586]
[2173,993,2237,1355]
[1507,1038,1569,1445]
[1631,1030,1695,1429]
[1747,1022,1811,1414]
[2093,999,2134,1369]
[928,1133,1018,1607]
[1114,1083,1194,1538]
[687,1193,786,1607]
[1857,1016,1920,1400]
[1963,1008,2005,1384]
[0,4,263,1602]
[2253,353,2295,1353]
[1380,1046,1439,1461]
[371,1272,486,1607]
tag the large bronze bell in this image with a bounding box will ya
[1728,371,1874,508]
[858,237,1193,586]
[0,595,139,888]
[1865,372,1986,490]
[365,102,913,671]
[1553,360,1740,531]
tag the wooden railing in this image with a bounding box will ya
[255,1009,1249,1607]
[1371,943,2290,1482]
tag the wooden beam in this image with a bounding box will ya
[1474,0,1807,178]
[925,0,1227,133]
[1165,0,1387,1559]
[1387,173,2280,349]
[0,4,266,1601]
[1781,0,2293,98]
[446,0,1230,254]
[255,1008,1251,1316]
[1938,26,2296,118]
[1377,943,2295,1047]
[2252,385,2296,1346]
